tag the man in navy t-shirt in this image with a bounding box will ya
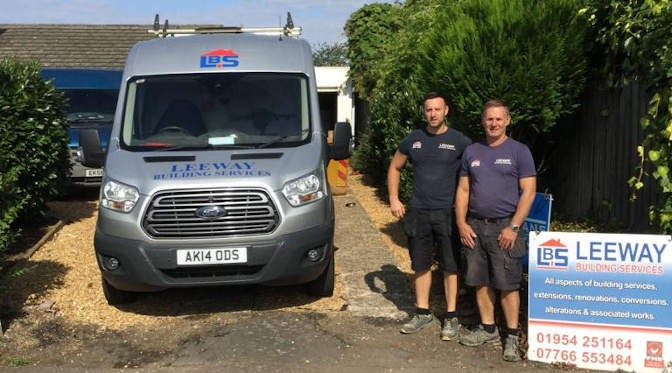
[388,92,471,339]
[455,99,536,362]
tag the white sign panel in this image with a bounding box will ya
[529,231,672,372]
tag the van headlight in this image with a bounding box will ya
[71,147,83,163]
[101,179,140,212]
[282,172,325,207]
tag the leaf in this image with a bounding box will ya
[648,93,661,117]
[649,150,661,161]
[640,117,650,128]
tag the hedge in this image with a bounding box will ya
[0,57,70,257]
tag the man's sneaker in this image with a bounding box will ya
[440,317,459,341]
[503,334,522,362]
[459,324,500,346]
[400,313,435,334]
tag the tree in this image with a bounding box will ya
[349,0,589,204]
[344,3,403,99]
[582,0,672,232]
[418,0,588,144]
[312,42,349,66]
[349,0,442,194]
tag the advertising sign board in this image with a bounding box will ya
[523,193,552,236]
[528,231,672,372]
[522,193,552,270]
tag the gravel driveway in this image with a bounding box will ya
[0,175,593,372]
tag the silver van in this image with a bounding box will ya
[91,22,352,304]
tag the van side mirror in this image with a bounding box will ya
[330,122,353,160]
[79,129,107,168]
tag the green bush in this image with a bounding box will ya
[350,0,588,204]
[0,57,70,256]
[418,0,588,144]
[350,1,453,202]
[351,85,421,204]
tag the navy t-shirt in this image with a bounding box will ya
[460,137,536,218]
[398,127,471,209]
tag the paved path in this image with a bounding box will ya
[333,193,414,319]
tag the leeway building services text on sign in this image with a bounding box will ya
[528,232,672,372]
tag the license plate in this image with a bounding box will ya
[176,248,247,266]
[85,169,104,177]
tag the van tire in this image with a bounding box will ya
[101,277,136,305]
[307,253,335,297]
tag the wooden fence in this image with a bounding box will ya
[547,79,660,232]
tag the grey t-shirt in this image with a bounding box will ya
[399,127,471,209]
[460,137,536,218]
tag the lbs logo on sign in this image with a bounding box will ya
[200,49,239,68]
[536,239,569,270]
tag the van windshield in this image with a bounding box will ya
[121,73,312,150]
[63,89,118,126]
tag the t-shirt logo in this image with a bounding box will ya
[495,158,512,165]
[438,143,456,150]
[412,141,422,149]
[471,160,481,167]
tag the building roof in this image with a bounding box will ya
[315,66,349,92]
[0,24,168,69]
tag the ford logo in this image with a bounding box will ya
[195,205,227,219]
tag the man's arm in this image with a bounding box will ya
[511,176,536,228]
[387,150,408,219]
[498,176,536,249]
[455,175,477,248]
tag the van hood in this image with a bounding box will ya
[67,127,112,148]
[104,141,324,195]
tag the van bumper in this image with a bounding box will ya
[94,219,334,292]
[69,161,104,187]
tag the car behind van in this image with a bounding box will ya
[41,69,122,187]
[91,23,352,304]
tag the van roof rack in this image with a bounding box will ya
[149,13,302,38]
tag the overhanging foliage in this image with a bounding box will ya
[582,0,672,232]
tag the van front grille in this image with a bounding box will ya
[143,188,278,238]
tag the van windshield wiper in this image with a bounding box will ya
[68,113,114,123]
[70,118,113,125]
[145,142,256,152]
[257,129,310,149]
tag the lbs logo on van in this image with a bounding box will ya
[200,49,239,68]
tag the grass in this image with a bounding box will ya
[4,357,29,366]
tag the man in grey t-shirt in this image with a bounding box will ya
[455,99,536,362]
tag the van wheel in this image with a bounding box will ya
[307,254,335,297]
[101,277,136,305]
